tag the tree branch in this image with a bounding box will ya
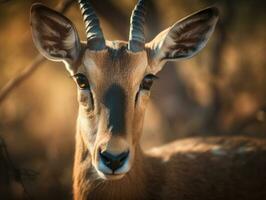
[0,0,75,104]
[0,55,45,103]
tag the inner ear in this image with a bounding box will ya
[30,3,81,63]
[146,7,219,72]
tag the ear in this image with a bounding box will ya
[30,4,81,65]
[146,7,219,73]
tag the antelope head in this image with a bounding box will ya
[30,0,218,180]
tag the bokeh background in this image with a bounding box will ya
[0,0,265,199]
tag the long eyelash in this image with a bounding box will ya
[146,74,159,80]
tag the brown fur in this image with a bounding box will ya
[74,132,266,200]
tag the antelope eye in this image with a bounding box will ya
[73,73,90,90]
[140,74,158,91]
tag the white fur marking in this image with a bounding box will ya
[84,57,97,73]
[211,146,227,156]
[236,146,255,154]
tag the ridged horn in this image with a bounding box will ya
[128,0,147,52]
[78,0,106,50]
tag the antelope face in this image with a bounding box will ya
[30,1,218,180]
[75,46,151,179]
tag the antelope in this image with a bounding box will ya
[30,0,266,199]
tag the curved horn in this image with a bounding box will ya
[78,0,106,50]
[128,0,147,52]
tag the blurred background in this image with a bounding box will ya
[0,0,265,199]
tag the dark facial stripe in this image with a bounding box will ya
[103,84,126,135]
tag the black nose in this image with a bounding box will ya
[99,150,129,173]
